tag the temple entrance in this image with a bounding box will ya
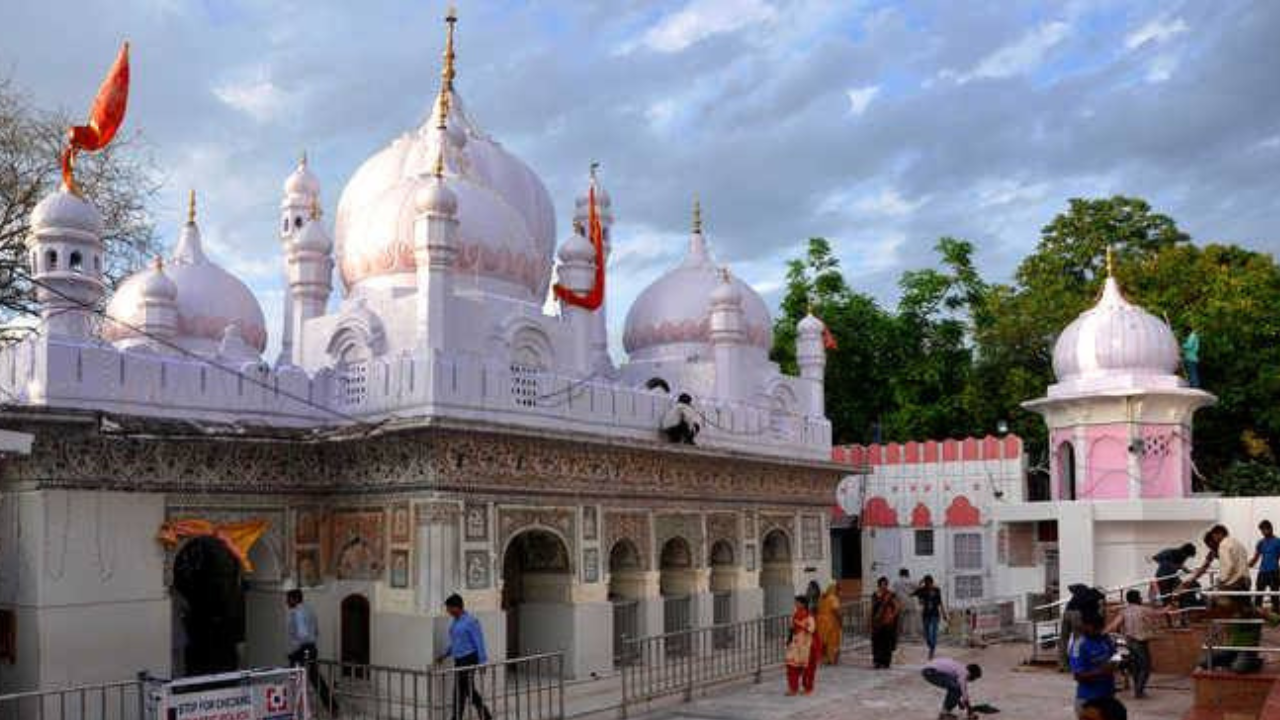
[341,594,371,675]
[501,529,573,659]
[172,536,245,677]
[660,537,695,655]
[760,530,794,617]
[608,539,644,665]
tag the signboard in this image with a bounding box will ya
[148,667,307,720]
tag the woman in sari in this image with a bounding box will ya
[870,576,901,669]
[816,584,842,664]
[785,595,817,695]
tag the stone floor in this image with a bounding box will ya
[625,642,1194,720]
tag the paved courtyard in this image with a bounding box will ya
[626,642,1193,720]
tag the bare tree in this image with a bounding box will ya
[0,76,160,341]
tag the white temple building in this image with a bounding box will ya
[0,10,840,690]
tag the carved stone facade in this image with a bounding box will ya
[603,511,652,570]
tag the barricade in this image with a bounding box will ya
[312,651,564,720]
[0,677,145,720]
[146,667,308,720]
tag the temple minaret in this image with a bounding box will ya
[709,264,746,401]
[26,184,106,340]
[287,198,334,362]
[574,164,614,375]
[796,311,828,417]
[278,153,320,365]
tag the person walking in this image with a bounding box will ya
[816,583,842,665]
[893,568,917,646]
[921,657,981,720]
[913,575,946,660]
[785,595,817,696]
[1069,611,1119,719]
[870,577,901,669]
[1104,590,1164,698]
[436,594,493,720]
[1250,520,1280,613]
[285,590,336,713]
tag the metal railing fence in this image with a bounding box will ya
[613,600,641,666]
[312,651,565,720]
[0,678,145,720]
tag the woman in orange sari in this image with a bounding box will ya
[785,595,817,695]
[816,583,842,664]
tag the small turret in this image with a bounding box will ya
[135,257,178,349]
[287,198,334,364]
[26,185,105,339]
[796,312,827,417]
[279,153,321,366]
[412,56,460,353]
[710,267,746,400]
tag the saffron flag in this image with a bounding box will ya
[553,184,605,310]
[822,323,837,351]
[157,518,270,572]
[61,42,131,191]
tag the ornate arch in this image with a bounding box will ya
[490,316,555,370]
[497,507,576,573]
[604,511,652,571]
[325,300,387,363]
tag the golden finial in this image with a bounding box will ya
[299,149,308,167]
[1105,245,1115,276]
[309,196,322,221]
[152,255,164,272]
[186,189,197,225]
[433,147,445,179]
[692,196,702,234]
[589,161,600,184]
[443,4,458,90]
[718,266,731,283]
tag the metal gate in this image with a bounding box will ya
[712,592,732,649]
[613,600,640,666]
[664,595,692,657]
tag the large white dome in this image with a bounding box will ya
[104,218,266,354]
[335,91,555,301]
[1051,275,1180,383]
[623,227,772,360]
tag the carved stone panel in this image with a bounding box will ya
[706,512,740,556]
[583,548,600,583]
[655,513,704,568]
[465,550,491,589]
[759,514,794,545]
[464,503,489,542]
[604,511,652,571]
[801,514,823,561]
[497,507,576,560]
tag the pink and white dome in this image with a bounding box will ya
[1050,275,1181,389]
[334,89,555,302]
[104,208,266,356]
[623,220,772,360]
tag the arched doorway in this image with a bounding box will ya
[659,537,695,637]
[1059,441,1077,500]
[341,594,371,675]
[608,539,644,664]
[173,536,244,676]
[709,540,736,645]
[760,530,794,617]
[502,529,572,659]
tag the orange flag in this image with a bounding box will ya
[822,323,838,351]
[157,517,270,572]
[554,183,605,311]
[61,42,131,191]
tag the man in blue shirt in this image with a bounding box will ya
[1069,611,1120,719]
[285,590,336,712]
[1251,520,1280,612]
[436,594,492,720]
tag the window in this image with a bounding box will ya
[955,575,984,601]
[45,249,57,270]
[340,361,368,406]
[953,532,983,570]
[915,529,934,556]
[510,363,539,407]
[70,251,83,271]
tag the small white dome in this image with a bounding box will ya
[1052,276,1180,383]
[28,187,103,240]
[283,156,321,198]
[140,259,177,301]
[710,271,741,306]
[104,216,267,355]
[295,217,333,253]
[623,223,772,359]
[798,313,824,336]
[557,228,595,263]
[415,174,457,217]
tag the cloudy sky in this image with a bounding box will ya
[2,0,1277,359]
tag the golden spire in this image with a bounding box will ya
[692,196,702,234]
[152,255,164,272]
[1105,245,1115,276]
[589,161,600,185]
[434,3,458,131]
[186,189,197,225]
[309,196,322,221]
[300,149,308,167]
[433,147,445,179]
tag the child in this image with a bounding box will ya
[1069,611,1118,718]
[1104,590,1163,698]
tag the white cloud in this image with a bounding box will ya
[818,186,925,218]
[1144,53,1179,83]
[212,71,290,123]
[1255,135,1280,151]
[1125,16,1189,50]
[645,99,677,130]
[944,21,1070,84]
[635,0,777,54]
[845,85,880,116]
